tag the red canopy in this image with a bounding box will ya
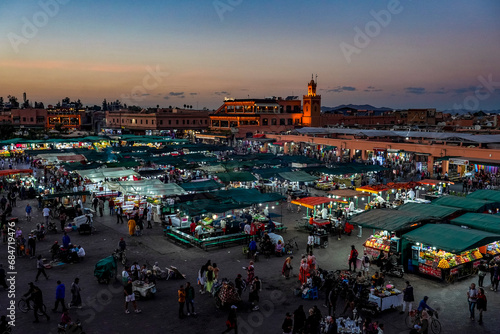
[0,169,33,177]
[291,196,347,209]
[418,179,454,186]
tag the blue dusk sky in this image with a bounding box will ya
[0,0,499,110]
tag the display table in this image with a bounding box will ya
[368,292,403,311]
[335,317,362,333]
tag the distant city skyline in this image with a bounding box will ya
[1,0,499,110]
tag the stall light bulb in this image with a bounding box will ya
[416,243,420,246]
[259,203,262,206]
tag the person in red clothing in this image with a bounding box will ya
[190,219,196,236]
[349,245,359,272]
[344,222,354,236]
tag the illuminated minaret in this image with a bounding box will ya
[302,74,321,127]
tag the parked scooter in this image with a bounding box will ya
[382,264,404,278]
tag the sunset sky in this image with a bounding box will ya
[1,0,499,110]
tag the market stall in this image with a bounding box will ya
[368,284,403,311]
[431,195,497,213]
[451,213,500,261]
[402,224,500,281]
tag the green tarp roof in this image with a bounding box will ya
[451,213,500,234]
[349,209,425,232]
[397,203,461,218]
[215,172,257,183]
[279,171,319,182]
[105,179,186,196]
[402,224,500,253]
[178,199,249,216]
[180,180,223,192]
[64,162,103,171]
[431,195,497,212]
[467,190,500,202]
[213,188,285,204]
[252,167,292,179]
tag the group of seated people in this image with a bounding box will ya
[248,233,285,259]
[50,241,85,263]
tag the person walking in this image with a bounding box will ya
[35,255,49,282]
[400,281,414,314]
[282,256,293,279]
[467,282,478,320]
[42,206,50,225]
[116,206,124,224]
[235,274,245,297]
[146,209,152,229]
[52,280,67,313]
[292,305,306,334]
[128,217,136,237]
[282,312,293,334]
[0,264,8,289]
[476,287,487,324]
[25,203,32,222]
[489,260,499,291]
[306,232,314,254]
[246,261,255,285]
[349,245,359,272]
[249,276,261,311]
[478,261,487,288]
[185,282,196,316]
[205,265,215,294]
[69,278,82,309]
[124,278,141,314]
[108,198,115,216]
[221,305,238,333]
[27,234,36,258]
[59,211,67,232]
[25,283,50,323]
[98,199,104,217]
[178,285,186,319]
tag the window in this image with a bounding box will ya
[152,120,154,125]
[262,118,268,126]
[205,120,207,124]
[287,118,292,125]
[145,120,148,124]
[220,120,229,128]
[176,120,179,125]
[30,117,34,122]
[22,117,26,122]
[182,120,185,125]
[140,120,143,124]
[271,119,277,125]
[230,121,237,127]
[212,120,220,127]
[160,120,163,125]
[279,119,285,125]
[186,120,189,125]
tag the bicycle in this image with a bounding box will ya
[18,297,47,316]
[284,237,300,254]
[405,310,441,334]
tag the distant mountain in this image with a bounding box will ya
[440,109,500,115]
[321,104,393,112]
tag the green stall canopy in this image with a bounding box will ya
[213,188,285,204]
[279,171,319,183]
[180,180,223,192]
[451,213,500,234]
[467,189,500,203]
[431,195,497,212]
[402,224,500,253]
[349,209,424,233]
[43,191,91,199]
[397,203,461,219]
[215,172,257,183]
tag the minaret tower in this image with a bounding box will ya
[302,74,321,127]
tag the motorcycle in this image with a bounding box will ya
[47,222,57,233]
[382,264,404,278]
[112,249,127,266]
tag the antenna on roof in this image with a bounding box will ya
[315,74,318,84]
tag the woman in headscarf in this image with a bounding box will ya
[299,258,309,285]
[419,310,430,334]
[246,261,255,284]
[282,256,293,279]
[292,305,306,334]
[127,217,136,236]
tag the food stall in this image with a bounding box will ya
[450,212,500,261]
[363,231,392,257]
[402,224,500,281]
[418,179,453,200]
[368,284,403,311]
